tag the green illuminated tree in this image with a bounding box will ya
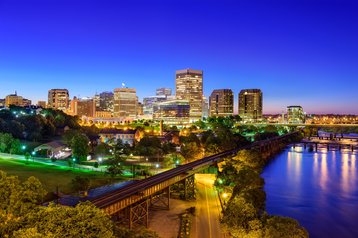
[70,133,90,161]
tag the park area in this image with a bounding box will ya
[0,157,123,195]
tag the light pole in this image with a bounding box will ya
[31,151,36,162]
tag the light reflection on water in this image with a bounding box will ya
[263,146,358,238]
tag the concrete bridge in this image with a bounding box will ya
[89,132,298,228]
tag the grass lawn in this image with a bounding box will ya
[0,157,124,194]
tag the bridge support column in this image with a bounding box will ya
[327,144,330,151]
[315,143,318,151]
[351,145,354,152]
[304,143,307,149]
[184,175,195,200]
[150,186,170,210]
[129,200,149,229]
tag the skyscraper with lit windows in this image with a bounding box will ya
[238,89,262,121]
[175,69,203,121]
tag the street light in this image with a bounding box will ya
[21,145,26,150]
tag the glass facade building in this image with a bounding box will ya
[209,89,234,117]
[175,69,203,121]
[238,89,263,121]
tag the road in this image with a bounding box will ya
[192,174,225,238]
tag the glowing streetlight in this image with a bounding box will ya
[222,193,228,199]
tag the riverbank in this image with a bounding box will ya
[216,132,308,237]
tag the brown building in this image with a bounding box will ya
[113,88,137,118]
[37,101,47,108]
[48,89,69,111]
[175,69,203,121]
[238,89,263,121]
[5,92,31,107]
[209,89,234,117]
[70,97,96,117]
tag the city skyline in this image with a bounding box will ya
[1,0,358,114]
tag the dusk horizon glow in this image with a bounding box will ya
[1,0,357,114]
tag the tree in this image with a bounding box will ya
[135,136,163,159]
[0,133,14,153]
[71,133,90,161]
[106,157,125,178]
[71,176,91,193]
[232,149,264,170]
[18,202,114,238]
[0,171,115,238]
[0,171,46,217]
[262,215,308,238]
[222,196,263,237]
[163,153,185,167]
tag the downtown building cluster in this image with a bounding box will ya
[1,68,309,125]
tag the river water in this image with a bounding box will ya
[262,145,358,238]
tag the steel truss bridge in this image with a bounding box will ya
[90,132,298,228]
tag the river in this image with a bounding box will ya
[262,145,358,238]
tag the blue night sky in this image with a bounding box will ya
[0,0,357,114]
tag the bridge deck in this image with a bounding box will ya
[90,132,297,215]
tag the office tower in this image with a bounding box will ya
[113,88,137,118]
[175,69,203,121]
[48,89,69,111]
[5,92,31,107]
[287,106,305,124]
[202,96,209,119]
[153,100,190,124]
[209,89,234,117]
[99,91,114,111]
[70,97,96,117]
[238,89,263,121]
[156,88,172,97]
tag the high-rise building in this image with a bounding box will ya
[70,97,96,117]
[175,69,203,121]
[238,89,263,121]
[99,91,114,112]
[0,99,5,107]
[287,106,305,124]
[113,88,137,118]
[202,96,209,119]
[156,88,172,97]
[5,92,31,107]
[209,89,234,117]
[153,100,190,125]
[48,89,69,111]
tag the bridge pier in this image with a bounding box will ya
[327,144,330,151]
[129,200,149,229]
[150,186,170,210]
[184,175,195,200]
